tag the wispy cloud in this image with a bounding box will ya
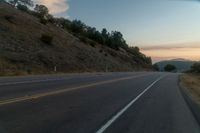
[140,42,200,63]
[35,0,69,15]
[141,42,200,51]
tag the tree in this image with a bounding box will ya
[55,18,71,29]
[110,31,128,50]
[0,0,6,3]
[71,20,85,33]
[34,4,49,19]
[153,64,159,71]
[17,4,28,12]
[101,28,108,38]
[164,64,176,72]
[9,0,33,7]
[101,28,109,45]
[190,62,200,73]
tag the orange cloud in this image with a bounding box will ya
[36,0,69,14]
[141,43,200,63]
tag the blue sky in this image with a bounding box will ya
[37,0,200,62]
[65,0,200,45]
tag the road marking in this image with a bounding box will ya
[0,74,151,106]
[96,75,165,133]
[0,78,70,86]
[0,73,109,86]
[0,73,141,86]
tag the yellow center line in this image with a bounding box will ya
[0,74,152,106]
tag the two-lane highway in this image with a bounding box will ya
[0,72,199,133]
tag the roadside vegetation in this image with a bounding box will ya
[6,0,151,64]
[180,62,200,105]
[0,0,152,76]
[164,64,176,72]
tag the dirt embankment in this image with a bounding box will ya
[0,2,151,76]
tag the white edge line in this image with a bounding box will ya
[96,75,166,133]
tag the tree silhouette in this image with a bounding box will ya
[9,0,33,7]
[164,64,176,72]
[190,62,200,73]
[34,4,49,19]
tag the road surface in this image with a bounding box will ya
[0,72,199,133]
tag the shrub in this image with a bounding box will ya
[4,15,15,24]
[40,34,53,45]
[40,18,48,25]
[99,49,103,53]
[79,36,88,43]
[0,0,6,3]
[164,64,176,72]
[190,62,200,73]
[17,4,28,12]
[26,68,32,74]
[153,64,159,71]
[89,41,96,47]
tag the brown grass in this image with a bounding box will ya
[0,3,151,76]
[180,74,200,104]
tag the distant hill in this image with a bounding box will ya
[0,2,152,76]
[155,59,195,72]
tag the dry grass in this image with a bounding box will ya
[0,3,151,76]
[180,74,200,104]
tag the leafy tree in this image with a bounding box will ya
[128,47,140,55]
[101,28,109,45]
[153,64,159,71]
[145,56,152,65]
[190,62,200,73]
[0,0,6,3]
[85,26,97,38]
[92,31,103,44]
[17,4,28,12]
[71,20,86,33]
[101,28,108,38]
[111,31,128,49]
[54,17,71,29]
[164,64,176,72]
[34,4,49,19]
[9,0,33,7]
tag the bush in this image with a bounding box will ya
[4,15,15,24]
[89,41,96,47]
[190,62,200,73]
[17,4,28,12]
[40,18,48,25]
[0,0,6,3]
[153,64,159,71]
[79,36,88,43]
[99,49,103,53]
[40,34,53,45]
[164,64,176,72]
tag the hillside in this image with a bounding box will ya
[0,2,152,76]
[155,59,194,72]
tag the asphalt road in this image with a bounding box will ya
[0,72,199,133]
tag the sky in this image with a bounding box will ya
[35,0,200,63]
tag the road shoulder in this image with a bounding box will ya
[179,74,200,125]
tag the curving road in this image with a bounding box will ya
[0,72,199,133]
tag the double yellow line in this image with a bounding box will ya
[0,74,151,106]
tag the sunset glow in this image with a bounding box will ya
[141,47,200,63]
[33,0,200,62]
